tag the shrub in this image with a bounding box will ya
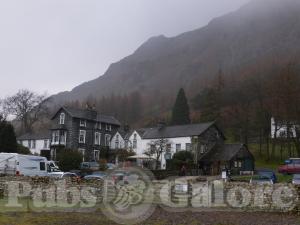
[57,148,82,172]
[98,159,108,171]
[167,151,195,170]
[17,144,31,155]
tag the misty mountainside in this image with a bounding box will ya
[50,0,300,105]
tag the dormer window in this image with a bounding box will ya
[106,124,112,131]
[59,113,65,125]
[80,120,86,127]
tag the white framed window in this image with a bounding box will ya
[28,140,32,149]
[238,161,242,168]
[176,144,181,152]
[166,144,171,153]
[95,132,101,145]
[105,124,112,131]
[78,149,85,162]
[185,143,191,151]
[133,133,137,149]
[200,145,206,154]
[60,131,67,144]
[59,113,65,125]
[44,140,48,149]
[94,150,100,161]
[115,134,119,149]
[80,120,86,127]
[79,130,86,143]
[105,134,111,147]
[95,122,102,130]
[234,161,242,168]
[32,140,36,149]
[52,131,60,143]
[150,144,156,152]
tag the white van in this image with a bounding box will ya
[0,153,49,176]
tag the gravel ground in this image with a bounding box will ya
[0,209,299,225]
[144,209,300,225]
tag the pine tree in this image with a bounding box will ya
[0,120,18,153]
[171,88,191,125]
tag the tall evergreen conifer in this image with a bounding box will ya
[171,88,191,125]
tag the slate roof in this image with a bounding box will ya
[141,122,216,139]
[52,106,121,126]
[200,144,248,162]
[17,130,51,140]
[112,129,128,139]
[124,128,152,139]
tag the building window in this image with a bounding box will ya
[44,140,48,149]
[234,161,242,168]
[105,134,111,147]
[95,122,102,130]
[59,113,65,125]
[94,150,100,161]
[106,124,112,131]
[95,132,101,145]
[60,131,67,144]
[186,143,191,151]
[115,134,119,149]
[79,130,86,143]
[150,144,156,152]
[78,149,85,162]
[133,133,137,149]
[166,144,171,153]
[200,145,206,154]
[80,120,86,127]
[32,140,36,149]
[176,144,181,152]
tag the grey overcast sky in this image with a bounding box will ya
[0,0,249,98]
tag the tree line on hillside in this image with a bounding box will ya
[192,64,300,160]
[2,63,300,161]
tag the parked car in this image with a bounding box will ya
[106,163,116,170]
[250,176,274,185]
[278,158,300,174]
[48,161,60,172]
[80,162,99,171]
[257,170,277,183]
[48,172,80,181]
[292,174,300,185]
[109,170,131,185]
[250,170,277,185]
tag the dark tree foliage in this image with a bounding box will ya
[193,88,220,122]
[17,144,31,155]
[57,148,83,172]
[0,120,18,153]
[167,151,195,170]
[171,88,191,125]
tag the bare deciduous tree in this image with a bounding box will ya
[144,138,171,170]
[2,89,48,133]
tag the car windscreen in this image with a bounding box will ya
[292,159,300,164]
[258,172,273,178]
[293,174,300,179]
